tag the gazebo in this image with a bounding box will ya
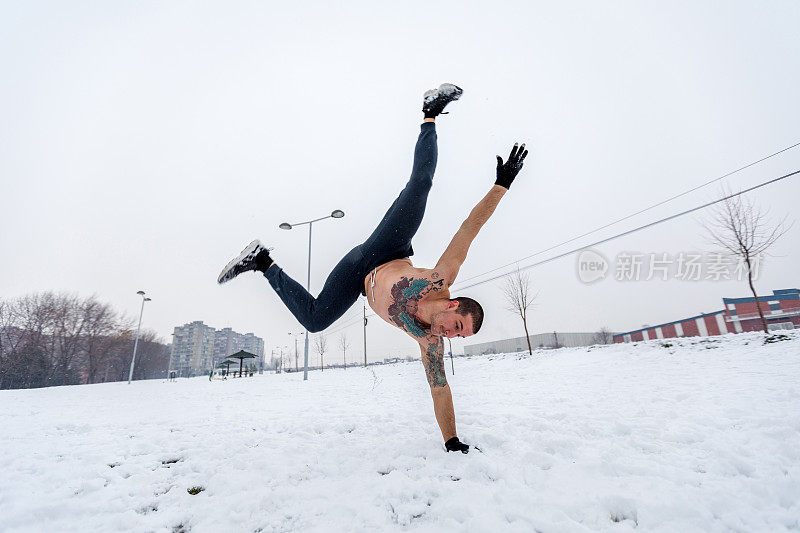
[227,350,256,377]
[217,359,236,376]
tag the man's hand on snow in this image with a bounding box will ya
[494,143,528,190]
[445,436,470,454]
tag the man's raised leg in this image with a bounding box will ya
[359,121,437,263]
[360,83,463,263]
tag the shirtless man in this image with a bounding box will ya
[217,83,528,453]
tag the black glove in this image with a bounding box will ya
[445,437,470,454]
[495,143,528,190]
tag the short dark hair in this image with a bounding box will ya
[452,296,484,334]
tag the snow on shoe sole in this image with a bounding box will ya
[217,239,265,284]
[423,83,463,104]
[422,83,463,116]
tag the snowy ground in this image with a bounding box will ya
[2,332,800,532]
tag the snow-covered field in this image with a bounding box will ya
[2,332,800,532]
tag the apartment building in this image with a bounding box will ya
[170,321,265,377]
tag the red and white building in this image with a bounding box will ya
[613,288,800,343]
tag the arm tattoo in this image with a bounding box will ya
[423,336,447,388]
[386,276,447,387]
[387,276,444,338]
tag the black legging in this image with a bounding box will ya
[264,122,438,332]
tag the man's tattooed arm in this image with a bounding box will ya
[421,335,447,388]
[420,335,457,441]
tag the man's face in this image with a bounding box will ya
[431,301,475,338]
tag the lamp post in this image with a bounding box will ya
[128,290,152,384]
[279,209,345,381]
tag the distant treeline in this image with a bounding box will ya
[0,292,168,390]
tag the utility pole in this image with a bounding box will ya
[447,337,454,375]
[294,335,299,372]
[363,303,368,367]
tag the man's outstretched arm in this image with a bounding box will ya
[435,185,507,283]
[435,143,529,282]
[420,335,457,442]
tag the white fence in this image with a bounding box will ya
[464,332,609,356]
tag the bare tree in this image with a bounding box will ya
[51,293,88,385]
[594,327,614,345]
[338,333,350,370]
[79,297,121,384]
[502,268,537,355]
[0,300,27,389]
[314,334,328,371]
[281,347,290,373]
[6,292,66,388]
[269,352,281,373]
[705,193,792,334]
[16,293,59,387]
[0,292,167,389]
[128,330,169,380]
[96,331,131,382]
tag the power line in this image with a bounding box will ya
[453,140,800,288]
[324,312,370,337]
[332,309,362,328]
[323,163,799,336]
[453,169,799,292]
[325,317,361,336]
[325,302,384,336]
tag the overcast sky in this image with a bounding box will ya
[2,1,799,361]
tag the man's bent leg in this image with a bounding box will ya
[361,122,438,263]
[264,246,363,332]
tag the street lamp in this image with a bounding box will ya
[128,290,152,384]
[279,209,345,380]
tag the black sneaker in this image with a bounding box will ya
[217,240,273,284]
[422,83,463,118]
